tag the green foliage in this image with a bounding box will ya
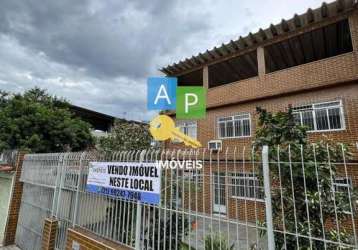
[254,107,357,249]
[180,233,234,250]
[203,234,235,250]
[0,87,94,153]
[97,120,152,151]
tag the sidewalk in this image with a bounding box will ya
[0,246,20,250]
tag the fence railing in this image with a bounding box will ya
[0,150,18,166]
[15,143,358,250]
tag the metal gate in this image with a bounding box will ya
[15,153,60,250]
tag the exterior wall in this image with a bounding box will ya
[169,83,358,152]
[66,228,131,250]
[0,172,14,245]
[181,163,265,222]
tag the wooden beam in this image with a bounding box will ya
[259,28,268,41]
[221,43,232,54]
[161,68,171,75]
[270,24,278,36]
[281,19,290,32]
[239,36,249,47]
[230,40,239,50]
[190,56,201,65]
[198,53,207,64]
[321,2,328,18]
[248,32,257,44]
[306,8,315,23]
[294,14,302,28]
[184,58,195,67]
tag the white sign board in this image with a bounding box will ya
[86,162,161,205]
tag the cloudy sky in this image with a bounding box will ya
[0,0,330,121]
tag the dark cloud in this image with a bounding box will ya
[0,0,326,121]
[0,0,210,79]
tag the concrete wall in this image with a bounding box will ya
[0,172,14,244]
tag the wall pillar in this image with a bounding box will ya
[42,218,58,250]
[257,46,266,78]
[349,10,358,52]
[3,152,26,246]
[203,65,209,89]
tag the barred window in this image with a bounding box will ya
[231,173,264,200]
[293,101,344,132]
[334,177,351,194]
[218,114,251,139]
[176,120,197,139]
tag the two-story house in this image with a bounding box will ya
[160,0,358,221]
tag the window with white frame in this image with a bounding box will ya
[231,173,264,200]
[334,177,352,195]
[175,120,197,139]
[292,101,345,132]
[218,113,251,138]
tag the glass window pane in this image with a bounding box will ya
[243,119,250,136]
[234,120,242,137]
[293,113,301,125]
[226,121,234,137]
[219,123,225,138]
[315,109,329,130]
[302,111,314,130]
[328,108,342,129]
[188,126,197,139]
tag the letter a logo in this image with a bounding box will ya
[147,77,176,110]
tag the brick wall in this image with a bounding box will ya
[42,218,58,250]
[66,228,131,250]
[168,83,358,152]
[3,152,26,246]
[202,10,358,109]
[164,8,358,235]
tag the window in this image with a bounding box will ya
[231,173,264,200]
[183,169,203,184]
[176,120,197,139]
[293,101,344,132]
[218,114,251,138]
[334,177,352,195]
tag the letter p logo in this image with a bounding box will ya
[177,87,206,119]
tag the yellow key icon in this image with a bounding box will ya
[149,115,202,148]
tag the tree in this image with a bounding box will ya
[253,107,356,249]
[97,120,152,151]
[0,87,94,153]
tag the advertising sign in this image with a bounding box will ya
[86,162,161,205]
